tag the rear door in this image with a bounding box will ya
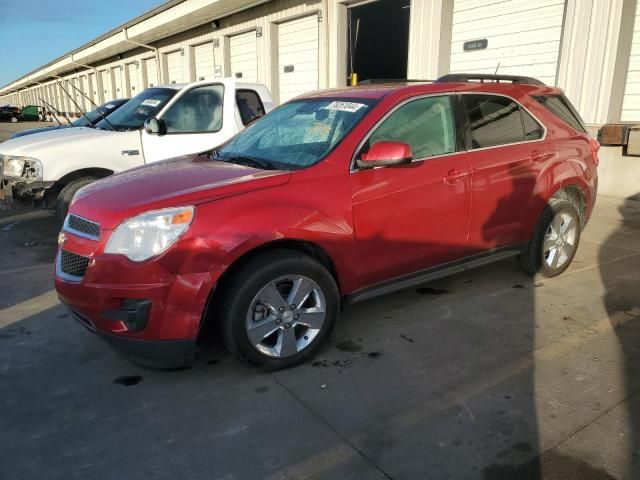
[350,95,472,286]
[140,83,236,163]
[461,93,546,250]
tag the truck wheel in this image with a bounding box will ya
[10,117,17,123]
[220,249,339,370]
[56,177,98,224]
[519,198,581,277]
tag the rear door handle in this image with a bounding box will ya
[443,169,470,185]
[531,150,547,162]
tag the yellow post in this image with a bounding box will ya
[350,72,358,86]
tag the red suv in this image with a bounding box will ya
[55,74,598,370]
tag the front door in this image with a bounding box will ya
[350,95,472,287]
[141,83,236,163]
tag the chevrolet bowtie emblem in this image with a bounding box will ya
[58,232,67,246]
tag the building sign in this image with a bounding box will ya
[463,39,488,51]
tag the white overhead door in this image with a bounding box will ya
[112,66,124,98]
[229,30,258,82]
[88,72,98,104]
[194,42,215,81]
[277,15,319,103]
[78,75,89,110]
[166,50,183,84]
[622,1,640,121]
[144,57,159,88]
[100,70,112,102]
[449,0,565,86]
[127,63,140,96]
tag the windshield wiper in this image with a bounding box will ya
[210,151,276,170]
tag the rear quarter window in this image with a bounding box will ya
[236,89,266,125]
[533,94,587,133]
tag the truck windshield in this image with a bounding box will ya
[216,98,377,170]
[96,88,176,131]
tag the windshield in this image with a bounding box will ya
[72,100,127,127]
[216,98,376,170]
[96,88,176,131]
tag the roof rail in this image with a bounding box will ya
[435,74,545,86]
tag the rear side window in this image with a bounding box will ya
[533,94,586,133]
[236,89,265,125]
[463,94,544,148]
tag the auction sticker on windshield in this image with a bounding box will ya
[321,101,367,113]
[141,99,162,107]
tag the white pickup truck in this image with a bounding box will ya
[0,78,273,219]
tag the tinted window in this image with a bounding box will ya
[464,94,525,148]
[366,96,456,159]
[533,94,586,133]
[163,85,224,133]
[236,90,265,125]
[522,109,544,140]
[97,88,175,131]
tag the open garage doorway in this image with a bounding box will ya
[347,0,410,84]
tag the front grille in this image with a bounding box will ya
[60,250,90,277]
[67,214,100,239]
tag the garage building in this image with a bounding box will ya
[1,0,639,196]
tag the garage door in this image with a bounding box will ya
[622,1,640,121]
[194,42,215,81]
[449,0,565,86]
[277,15,319,102]
[127,63,140,96]
[144,58,159,88]
[229,30,258,82]
[88,72,98,104]
[100,70,112,102]
[112,66,124,98]
[166,50,183,84]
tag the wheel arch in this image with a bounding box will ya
[197,238,342,339]
[44,167,114,206]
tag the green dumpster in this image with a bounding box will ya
[21,105,41,121]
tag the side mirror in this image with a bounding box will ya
[357,141,412,169]
[144,117,166,135]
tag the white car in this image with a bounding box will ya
[0,78,273,219]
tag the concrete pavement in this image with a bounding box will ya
[0,195,638,480]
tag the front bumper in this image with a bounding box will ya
[65,303,196,368]
[55,241,220,368]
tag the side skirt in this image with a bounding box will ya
[343,243,527,305]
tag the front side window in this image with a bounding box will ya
[365,95,456,159]
[217,98,376,170]
[236,90,265,125]
[463,94,543,148]
[162,84,224,133]
[96,88,176,131]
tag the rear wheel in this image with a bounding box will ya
[220,249,339,370]
[519,198,581,277]
[56,177,98,224]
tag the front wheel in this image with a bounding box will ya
[519,198,581,277]
[55,177,98,224]
[220,250,339,370]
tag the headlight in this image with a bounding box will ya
[0,155,42,181]
[104,206,195,262]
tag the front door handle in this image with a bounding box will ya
[443,169,470,185]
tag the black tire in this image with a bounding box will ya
[519,198,581,277]
[56,177,98,224]
[220,249,339,370]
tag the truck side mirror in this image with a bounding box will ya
[144,117,166,135]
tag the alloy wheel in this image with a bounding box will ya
[543,211,578,270]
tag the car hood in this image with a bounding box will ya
[71,153,292,229]
[0,126,112,156]
[10,124,73,139]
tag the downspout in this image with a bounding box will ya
[122,28,162,84]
